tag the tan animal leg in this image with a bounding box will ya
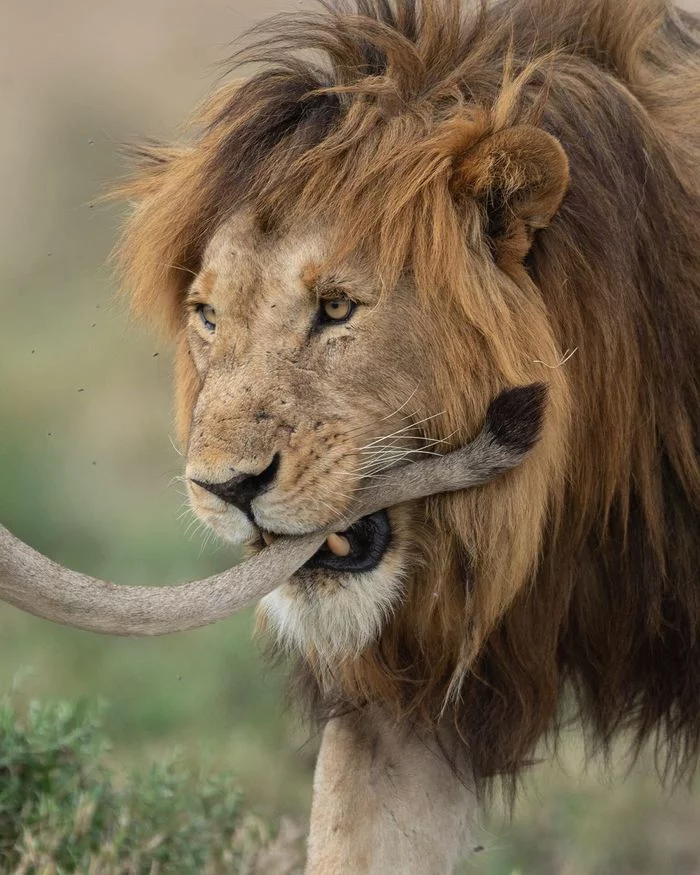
[306,707,475,875]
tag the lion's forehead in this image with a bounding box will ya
[198,213,326,310]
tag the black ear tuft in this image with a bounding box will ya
[485,383,548,454]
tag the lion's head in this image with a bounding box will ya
[116,0,700,788]
[176,187,567,668]
[182,210,433,658]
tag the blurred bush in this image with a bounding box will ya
[0,685,303,875]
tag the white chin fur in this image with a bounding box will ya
[259,552,408,661]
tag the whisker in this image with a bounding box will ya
[317,499,352,530]
[184,518,206,541]
[199,526,222,555]
[162,262,198,278]
[356,452,410,471]
[335,471,393,481]
[176,498,195,520]
[358,434,453,449]
[353,440,448,478]
[360,411,447,447]
[348,482,392,492]
[356,456,413,476]
[342,406,419,437]
[355,457,409,475]
[377,387,419,422]
[532,346,578,370]
[312,485,354,526]
[362,433,457,458]
[359,439,448,454]
[168,435,184,457]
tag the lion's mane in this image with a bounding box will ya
[116,0,700,792]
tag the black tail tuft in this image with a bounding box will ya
[485,384,548,454]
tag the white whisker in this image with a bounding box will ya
[378,387,419,422]
[168,435,183,456]
[162,262,198,278]
[356,457,408,474]
[532,346,578,369]
[360,411,447,447]
[358,434,453,449]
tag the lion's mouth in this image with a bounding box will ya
[261,510,392,574]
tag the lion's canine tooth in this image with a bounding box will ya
[261,531,276,546]
[326,533,351,557]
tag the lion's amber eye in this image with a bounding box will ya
[196,303,217,333]
[321,296,354,323]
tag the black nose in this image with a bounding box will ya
[193,454,280,517]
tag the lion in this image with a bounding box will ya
[114,0,700,870]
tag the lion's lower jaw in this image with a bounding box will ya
[258,551,409,663]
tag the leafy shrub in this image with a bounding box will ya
[0,688,302,874]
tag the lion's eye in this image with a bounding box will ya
[196,303,217,332]
[320,296,354,323]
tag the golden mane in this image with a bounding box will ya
[116,0,700,793]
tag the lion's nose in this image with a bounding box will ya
[192,454,280,517]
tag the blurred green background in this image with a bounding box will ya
[1,1,699,871]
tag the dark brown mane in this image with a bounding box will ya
[116,0,700,797]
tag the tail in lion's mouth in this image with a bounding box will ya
[273,383,549,577]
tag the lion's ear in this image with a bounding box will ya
[452,125,569,266]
